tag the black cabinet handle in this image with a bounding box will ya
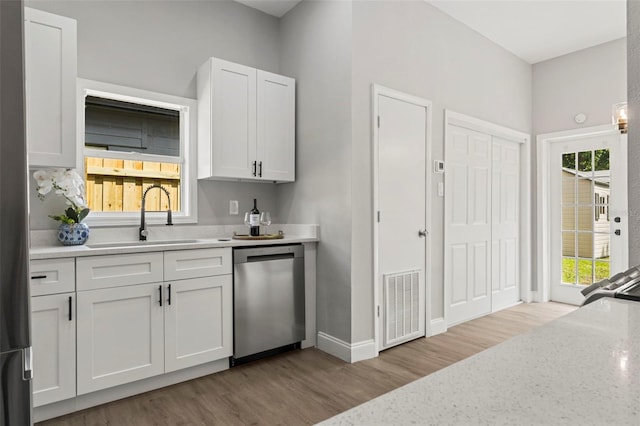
[68,296,72,321]
[168,284,172,305]
[258,161,263,177]
[159,285,163,307]
[31,275,47,280]
[252,161,257,177]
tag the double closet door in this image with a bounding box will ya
[445,124,522,326]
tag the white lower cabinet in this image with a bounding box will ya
[164,276,232,372]
[76,283,165,395]
[75,248,233,395]
[31,293,76,407]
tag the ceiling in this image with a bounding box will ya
[234,0,301,17]
[427,0,627,64]
[234,0,627,64]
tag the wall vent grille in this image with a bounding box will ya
[384,270,421,347]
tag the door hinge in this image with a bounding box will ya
[377,116,380,128]
[377,211,380,223]
[377,305,380,317]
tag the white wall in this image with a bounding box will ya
[350,0,532,340]
[533,38,627,135]
[26,0,281,230]
[627,1,640,264]
[278,0,353,342]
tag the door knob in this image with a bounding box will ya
[418,229,427,238]
[614,217,621,223]
[615,229,621,236]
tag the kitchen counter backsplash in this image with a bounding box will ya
[30,224,319,250]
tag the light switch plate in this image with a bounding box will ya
[230,200,239,215]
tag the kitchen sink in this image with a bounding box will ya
[86,239,200,249]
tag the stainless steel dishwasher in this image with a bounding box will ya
[232,244,305,365]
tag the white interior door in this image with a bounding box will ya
[491,137,521,311]
[549,133,627,305]
[445,126,492,325]
[376,90,428,351]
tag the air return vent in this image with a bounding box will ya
[384,270,421,347]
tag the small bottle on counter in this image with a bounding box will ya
[249,198,260,236]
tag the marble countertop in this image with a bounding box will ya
[320,298,640,425]
[30,224,319,259]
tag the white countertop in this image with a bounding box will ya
[320,298,640,425]
[30,224,319,259]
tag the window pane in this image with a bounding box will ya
[577,233,593,261]
[562,257,577,285]
[577,206,593,230]
[562,152,576,171]
[577,259,593,286]
[594,149,610,171]
[595,259,610,281]
[576,178,593,204]
[562,231,576,256]
[85,157,181,212]
[562,207,575,231]
[578,151,592,172]
[85,96,180,157]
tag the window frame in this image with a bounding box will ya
[77,78,197,226]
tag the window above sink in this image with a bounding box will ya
[77,79,198,227]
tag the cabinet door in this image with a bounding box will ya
[164,276,232,372]
[31,293,75,407]
[24,8,77,168]
[257,70,296,182]
[76,283,164,394]
[211,58,257,179]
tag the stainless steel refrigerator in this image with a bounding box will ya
[0,0,33,424]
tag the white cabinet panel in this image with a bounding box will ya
[164,248,231,281]
[76,252,163,291]
[164,276,232,372]
[76,283,164,394]
[30,258,75,296]
[31,293,75,407]
[257,70,295,182]
[24,7,77,168]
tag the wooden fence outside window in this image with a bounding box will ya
[85,157,181,212]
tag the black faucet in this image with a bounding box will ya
[139,184,173,241]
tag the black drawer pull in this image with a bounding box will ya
[68,296,72,321]
[168,284,172,306]
[31,275,47,280]
[159,285,163,307]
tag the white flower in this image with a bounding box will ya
[33,168,89,211]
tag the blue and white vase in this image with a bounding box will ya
[57,223,90,246]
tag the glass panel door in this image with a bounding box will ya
[549,133,626,305]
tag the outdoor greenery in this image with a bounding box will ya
[562,257,610,285]
[562,150,609,172]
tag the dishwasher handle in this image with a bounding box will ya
[247,253,294,263]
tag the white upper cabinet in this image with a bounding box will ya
[197,57,295,183]
[24,8,77,168]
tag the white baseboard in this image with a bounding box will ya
[317,332,376,363]
[429,317,447,336]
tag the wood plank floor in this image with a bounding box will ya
[39,302,576,426]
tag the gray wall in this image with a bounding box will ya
[628,1,640,264]
[530,38,626,290]
[350,0,532,340]
[278,0,353,343]
[533,38,627,135]
[26,0,281,230]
